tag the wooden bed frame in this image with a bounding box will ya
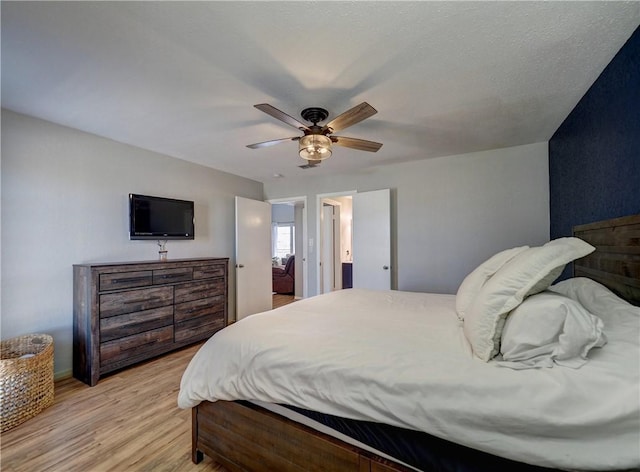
[191,214,640,472]
[573,214,640,306]
[192,400,411,472]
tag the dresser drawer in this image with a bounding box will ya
[175,295,225,322]
[175,279,224,304]
[100,286,173,318]
[193,264,226,280]
[99,271,152,291]
[153,267,193,284]
[175,314,225,344]
[99,306,174,342]
[100,325,174,368]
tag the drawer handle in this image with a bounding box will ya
[121,338,157,351]
[185,303,208,313]
[112,276,149,284]
[157,273,185,280]
[124,297,151,305]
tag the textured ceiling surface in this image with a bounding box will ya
[2,1,639,182]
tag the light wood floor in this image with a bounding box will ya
[0,342,230,472]
[272,293,295,309]
[1,297,298,471]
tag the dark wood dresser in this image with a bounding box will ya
[73,257,228,386]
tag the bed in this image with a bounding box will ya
[178,214,640,472]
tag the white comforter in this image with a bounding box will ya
[178,288,640,471]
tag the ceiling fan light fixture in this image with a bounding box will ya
[299,134,332,161]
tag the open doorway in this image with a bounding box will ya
[269,197,308,303]
[317,189,392,294]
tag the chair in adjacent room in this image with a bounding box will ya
[272,255,295,294]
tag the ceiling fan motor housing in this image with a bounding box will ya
[300,107,329,124]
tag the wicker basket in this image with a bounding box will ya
[1,334,54,432]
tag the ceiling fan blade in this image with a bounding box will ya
[246,136,300,149]
[331,136,383,152]
[254,104,310,131]
[323,102,377,133]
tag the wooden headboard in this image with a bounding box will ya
[573,214,640,306]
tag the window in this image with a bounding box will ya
[273,223,295,262]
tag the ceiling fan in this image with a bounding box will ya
[247,102,383,167]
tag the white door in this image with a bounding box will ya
[352,189,391,290]
[235,196,272,321]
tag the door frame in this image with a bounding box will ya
[320,200,342,293]
[316,191,356,295]
[267,196,308,299]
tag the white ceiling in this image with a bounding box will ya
[2,1,638,183]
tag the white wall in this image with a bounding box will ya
[264,142,550,296]
[1,109,264,377]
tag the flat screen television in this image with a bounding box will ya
[129,193,195,240]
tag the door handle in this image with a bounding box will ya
[383,265,389,270]
[236,264,245,268]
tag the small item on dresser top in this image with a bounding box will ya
[158,240,168,261]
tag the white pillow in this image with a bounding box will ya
[550,277,638,317]
[463,237,595,361]
[498,291,606,369]
[455,246,529,321]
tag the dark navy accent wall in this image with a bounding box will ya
[549,27,639,248]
